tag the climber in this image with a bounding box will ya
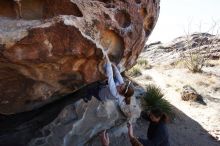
[14,0,22,19]
[100,108,170,146]
[83,53,134,105]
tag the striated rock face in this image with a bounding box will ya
[0,0,160,114]
[29,98,140,146]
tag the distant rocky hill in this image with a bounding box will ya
[142,33,220,65]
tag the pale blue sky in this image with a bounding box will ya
[148,0,220,43]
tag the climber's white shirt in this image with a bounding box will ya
[98,62,125,104]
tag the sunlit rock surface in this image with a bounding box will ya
[0,0,159,145]
[27,97,141,146]
[0,0,160,114]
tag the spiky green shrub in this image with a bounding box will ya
[141,85,173,117]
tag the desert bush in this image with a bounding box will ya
[181,22,219,73]
[137,59,152,69]
[183,53,205,73]
[141,84,173,117]
[126,66,142,77]
[180,34,210,73]
[137,59,148,66]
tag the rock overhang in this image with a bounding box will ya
[0,0,160,114]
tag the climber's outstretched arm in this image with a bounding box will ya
[104,54,118,97]
[112,64,124,85]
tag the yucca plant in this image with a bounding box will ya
[141,85,173,117]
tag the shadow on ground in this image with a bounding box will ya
[87,82,220,146]
[88,104,220,146]
[0,81,219,146]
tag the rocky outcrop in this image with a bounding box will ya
[181,85,206,105]
[0,82,142,146]
[181,85,199,101]
[142,33,220,65]
[0,0,160,114]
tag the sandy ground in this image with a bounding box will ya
[130,63,220,146]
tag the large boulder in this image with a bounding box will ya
[181,85,199,101]
[0,0,160,114]
[0,84,142,146]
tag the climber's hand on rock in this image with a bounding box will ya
[100,130,110,146]
[112,63,118,69]
[104,62,112,76]
[103,52,110,63]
